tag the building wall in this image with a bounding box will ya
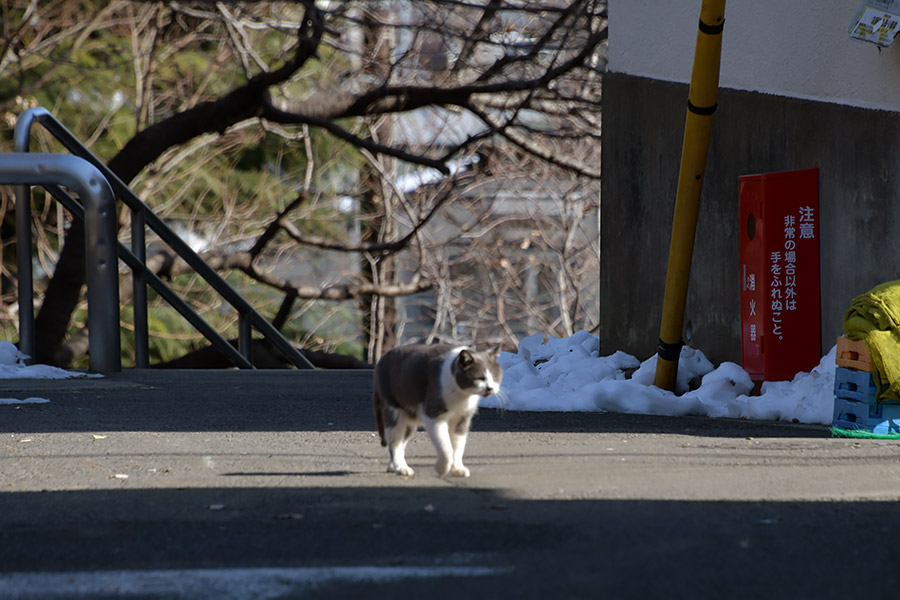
[609,0,900,111]
[600,72,900,364]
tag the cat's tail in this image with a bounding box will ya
[373,391,387,447]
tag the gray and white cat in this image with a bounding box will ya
[373,343,503,477]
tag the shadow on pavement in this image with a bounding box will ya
[1,485,898,598]
[1,383,830,439]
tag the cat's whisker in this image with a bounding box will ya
[490,388,511,412]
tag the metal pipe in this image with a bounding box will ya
[239,313,253,363]
[14,184,33,363]
[13,111,37,363]
[1,153,121,373]
[131,209,149,368]
[654,0,726,392]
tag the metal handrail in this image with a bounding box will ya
[43,184,252,369]
[14,107,315,370]
[4,153,120,372]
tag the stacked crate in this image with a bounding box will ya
[833,337,900,434]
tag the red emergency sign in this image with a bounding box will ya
[739,168,821,382]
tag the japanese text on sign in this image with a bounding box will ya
[742,264,758,340]
[769,206,815,340]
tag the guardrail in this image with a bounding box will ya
[13,107,315,370]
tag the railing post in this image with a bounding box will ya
[239,313,253,363]
[131,208,149,368]
[14,182,34,363]
[13,111,38,363]
[2,153,121,373]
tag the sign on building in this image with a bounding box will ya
[850,1,900,47]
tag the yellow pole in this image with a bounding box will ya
[654,0,726,391]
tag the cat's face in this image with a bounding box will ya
[455,347,503,397]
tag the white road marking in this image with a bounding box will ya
[0,565,512,599]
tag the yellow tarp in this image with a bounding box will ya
[843,279,900,401]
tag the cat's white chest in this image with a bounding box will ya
[444,389,481,413]
[440,383,481,415]
[439,347,482,414]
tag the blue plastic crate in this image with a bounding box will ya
[867,401,900,435]
[833,366,877,402]
[833,394,900,434]
[833,395,872,430]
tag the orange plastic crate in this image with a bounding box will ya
[836,336,872,372]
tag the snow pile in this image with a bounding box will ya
[483,331,836,425]
[0,397,49,405]
[0,340,99,405]
[0,341,96,380]
[0,332,837,425]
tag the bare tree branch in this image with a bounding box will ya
[107,1,325,183]
[148,248,433,301]
[260,100,452,174]
[466,100,601,178]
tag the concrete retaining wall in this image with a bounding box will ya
[600,72,900,365]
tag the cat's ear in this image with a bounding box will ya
[488,345,502,360]
[458,349,474,367]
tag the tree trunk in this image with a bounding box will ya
[359,8,398,364]
[33,220,87,365]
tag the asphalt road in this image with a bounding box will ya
[2,369,900,599]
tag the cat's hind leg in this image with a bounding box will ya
[383,406,416,476]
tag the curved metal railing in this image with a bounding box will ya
[14,107,315,370]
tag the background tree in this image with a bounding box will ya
[0,0,607,367]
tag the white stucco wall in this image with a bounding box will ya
[609,0,900,111]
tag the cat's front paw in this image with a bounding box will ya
[435,457,451,477]
[449,465,471,478]
[389,463,415,477]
